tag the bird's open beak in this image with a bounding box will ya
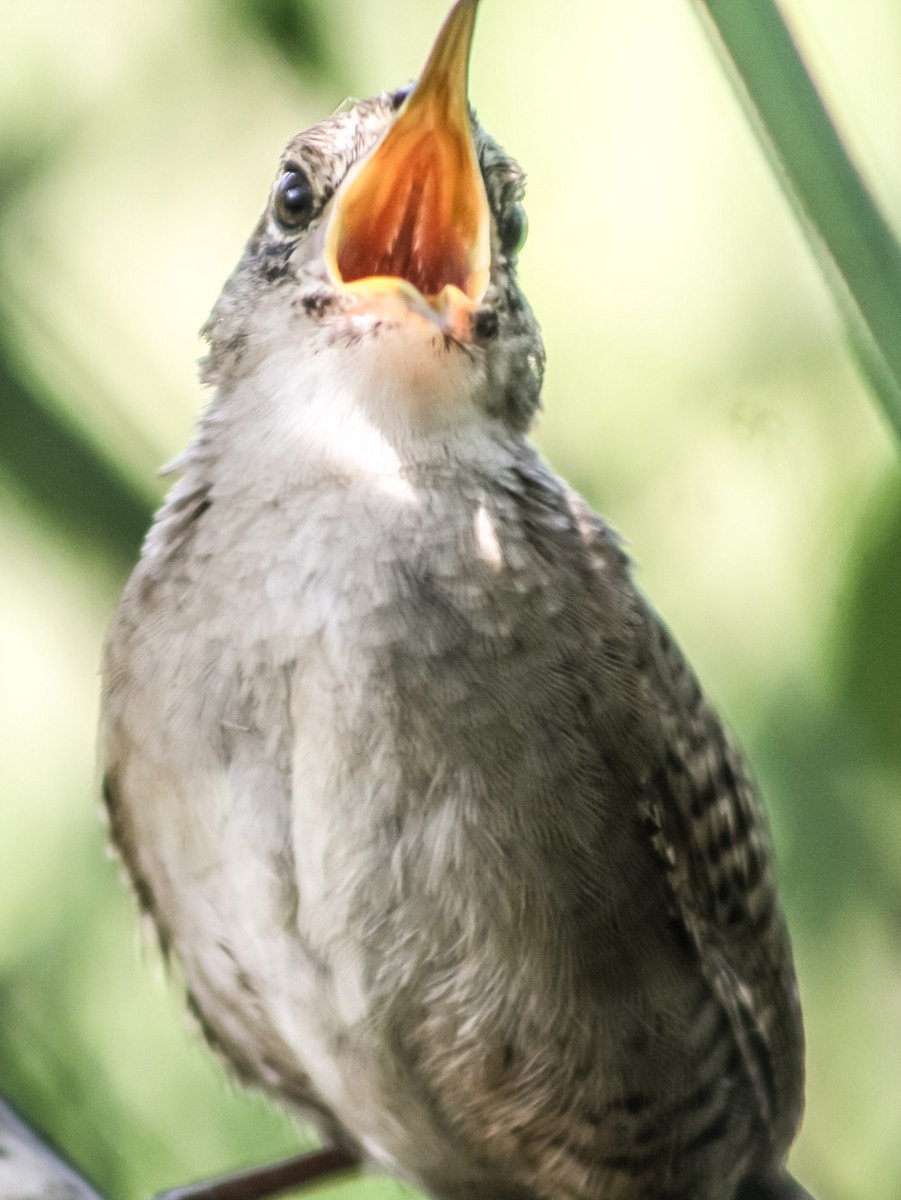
[325,0,489,333]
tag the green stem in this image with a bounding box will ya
[692,0,901,443]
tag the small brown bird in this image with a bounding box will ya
[101,3,811,1199]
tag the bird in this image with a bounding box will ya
[100,2,811,1199]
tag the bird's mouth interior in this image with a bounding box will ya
[325,0,490,319]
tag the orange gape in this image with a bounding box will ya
[335,130,478,300]
[327,0,489,309]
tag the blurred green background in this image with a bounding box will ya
[1,1,899,1198]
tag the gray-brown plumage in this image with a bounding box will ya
[101,3,807,1198]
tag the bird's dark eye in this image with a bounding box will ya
[274,168,315,231]
[498,203,528,257]
[391,81,415,110]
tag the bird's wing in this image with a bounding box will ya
[572,493,805,1154]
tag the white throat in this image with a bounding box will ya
[207,313,501,500]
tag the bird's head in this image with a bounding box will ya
[202,0,544,438]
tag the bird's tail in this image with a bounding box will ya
[736,1173,816,1200]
